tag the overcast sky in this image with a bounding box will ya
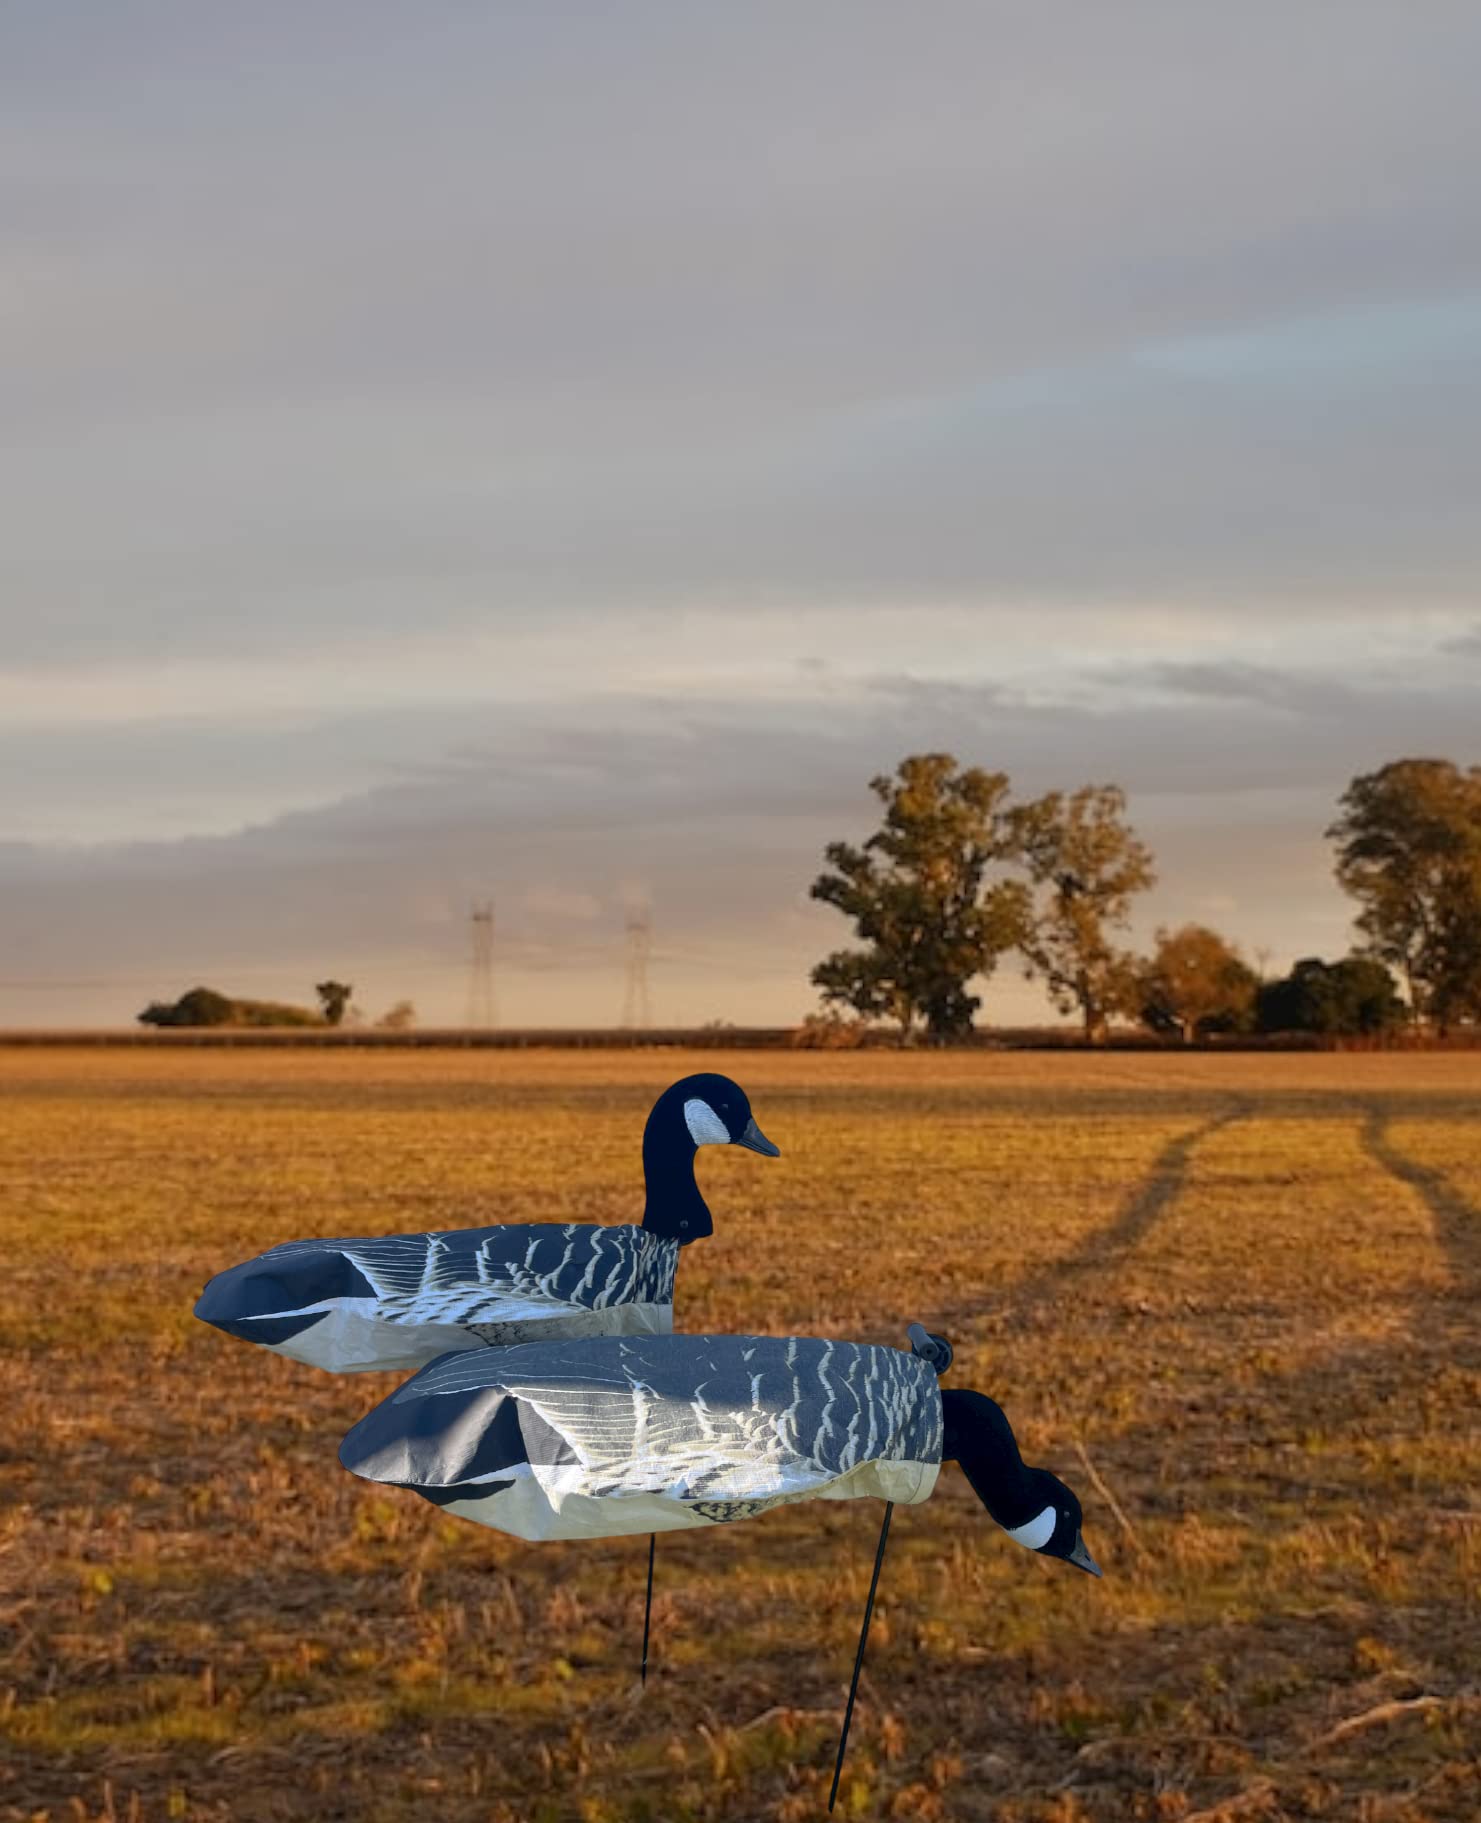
[3,3,1479,1027]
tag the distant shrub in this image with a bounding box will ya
[138,986,237,1028]
[137,986,323,1029]
[233,999,323,1029]
[376,1000,418,1031]
[1255,955,1406,1036]
[789,1010,875,1049]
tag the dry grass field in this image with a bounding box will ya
[2,1048,1478,1823]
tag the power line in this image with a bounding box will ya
[466,901,497,1028]
[619,907,653,1029]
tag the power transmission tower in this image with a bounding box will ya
[620,908,653,1029]
[467,901,497,1028]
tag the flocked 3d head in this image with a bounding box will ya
[941,1386,1101,1577]
[194,1073,780,1371]
[640,1072,780,1244]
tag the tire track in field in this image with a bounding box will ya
[928,1098,1253,1339]
[1356,1101,1481,1364]
[1062,1102,1481,1524]
[1004,1097,1254,1315]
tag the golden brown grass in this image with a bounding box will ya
[2,1048,1479,1822]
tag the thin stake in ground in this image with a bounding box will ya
[640,1533,656,1684]
[829,1501,894,1812]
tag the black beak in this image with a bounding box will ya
[734,1115,780,1158]
[1066,1531,1102,1578]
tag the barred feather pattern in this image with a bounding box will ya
[382,1334,944,1503]
[258,1223,678,1324]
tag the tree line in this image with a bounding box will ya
[139,983,417,1030]
[133,753,1478,1044]
[809,754,1481,1044]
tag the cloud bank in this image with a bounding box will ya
[2,3,1478,1021]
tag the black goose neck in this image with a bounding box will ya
[941,1387,1038,1528]
[640,1122,712,1245]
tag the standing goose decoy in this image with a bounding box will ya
[193,1074,779,1374]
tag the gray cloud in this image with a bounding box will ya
[3,4,1480,1021]
[1096,662,1362,719]
[3,668,1474,1024]
[4,3,1481,668]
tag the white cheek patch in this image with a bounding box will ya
[683,1098,730,1147]
[1005,1504,1056,1551]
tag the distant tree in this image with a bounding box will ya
[139,986,322,1028]
[809,754,1030,1043]
[376,1000,417,1031]
[137,986,236,1028]
[1010,785,1157,1042]
[1255,955,1406,1036]
[315,980,353,1027]
[1137,924,1259,1042]
[1327,758,1481,1030]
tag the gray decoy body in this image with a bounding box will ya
[338,1327,1100,1576]
[192,1074,778,1373]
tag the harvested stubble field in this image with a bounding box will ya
[2,1049,1479,1823]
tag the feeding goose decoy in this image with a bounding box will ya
[337,1323,1097,1566]
[193,1074,779,1373]
[338,1323,1098,1800]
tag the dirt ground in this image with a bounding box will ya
[3,1048,1478,1821]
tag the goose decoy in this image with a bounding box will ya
[336,1325,1097,1570]
[193,1073,779,1373]
[338,1324,1098,1802]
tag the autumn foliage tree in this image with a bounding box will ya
[809,754,1029,1042]
[1009,784,1156,1042]
[1137,924,1258,1042]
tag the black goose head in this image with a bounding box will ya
[1006,1468,1102,1578]
[640,1073,779,1244]
[940,1386,1101,1579]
